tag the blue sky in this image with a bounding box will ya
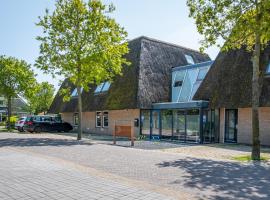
[0,0,220,90]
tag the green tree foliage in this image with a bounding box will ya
[0,55,36,130]
[187,0,270,159]
[28,82,55,115]
[36,0,129,140]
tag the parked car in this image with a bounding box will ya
[24,115,73,133]
[15,116,27,132]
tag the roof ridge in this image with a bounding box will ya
[128,36,206,55]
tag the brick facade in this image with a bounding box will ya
[219,107,270,145]
[61,109,141,136]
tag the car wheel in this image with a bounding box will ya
[34,126,41,133]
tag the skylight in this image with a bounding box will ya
[94,81,111,94]
[71,88,83,97]
[185,54,195,65]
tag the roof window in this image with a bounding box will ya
[94,82,111,94]
[71,88,83,97]
[185,54,195,65]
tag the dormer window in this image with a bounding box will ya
[94,81,111,94]
[71,88,83,97]
[185,54,195,65]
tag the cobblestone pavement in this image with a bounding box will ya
[1,132,270,200]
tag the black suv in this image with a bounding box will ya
[25,115,73,133]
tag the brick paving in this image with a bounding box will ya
[0,148,175,200]
[1,132,270,200]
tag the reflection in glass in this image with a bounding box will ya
[172,70,186,102]
[179,68,198,102]
[152,111,160,136]
[161,110,172,138]
[173,110,185,140]
[186,110,200,143]
[141,110,150,135]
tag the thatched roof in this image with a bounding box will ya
[49,36,210,113]
[194,46,270,108]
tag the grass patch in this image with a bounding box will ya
[232,155,269,162]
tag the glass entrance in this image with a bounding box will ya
[186,110,200,143]
[225,109,238,143]
[141,110,151,135]
[173,110,186,140]
[151,110,160,137]
[161,110,173,139]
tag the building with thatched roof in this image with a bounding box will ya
[49,36,211,137]
[0,95,28,122]
[194,47,270,145]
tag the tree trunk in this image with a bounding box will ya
[7,96,11,132]
[251,34,261,160]
[77,86,82,140]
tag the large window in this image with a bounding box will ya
[94,82,111,94]
[172,70,186,102]
[161,110,173,138]
[172,64,211,102]
[96,111,102,127]
[103,112,109,128]
[186,110,200,143]
[74,113,78,126]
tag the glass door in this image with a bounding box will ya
[173,110,186,141]
[151,110,160,138]
[161,110,173,139]
[225,109,238,143]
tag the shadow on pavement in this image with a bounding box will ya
[157,157,270,200]
[0,138,92,147]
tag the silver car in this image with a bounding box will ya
[15,116,27,132]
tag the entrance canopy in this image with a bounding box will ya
[152,100,209,110]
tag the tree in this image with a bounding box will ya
[36,0,129,140]
[28,82,55,115]
[0,55,36,130]
[187,0,270,160]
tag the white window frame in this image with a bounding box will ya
[102,111,109,128]
[96,111,102,128]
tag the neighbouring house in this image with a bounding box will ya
[49,36,211,137]
[0,95,28,122]
[194,47,270,145]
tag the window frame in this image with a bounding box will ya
[73,113,79,126]
[95,111,102,128]
[94,81,111,94]
[102,111,109,128]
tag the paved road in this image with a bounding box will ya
[1,133,270,200]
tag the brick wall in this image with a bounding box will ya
[61,109,141,136]
[218,107,270,145]
[238,107,270,146]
